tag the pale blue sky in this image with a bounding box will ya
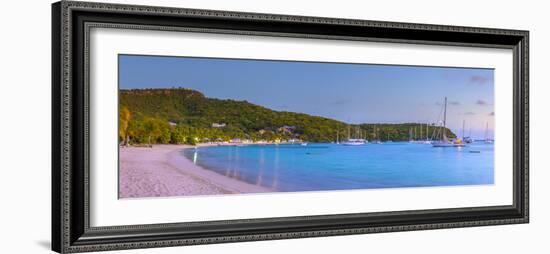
[119,55,494,139]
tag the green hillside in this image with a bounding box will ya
[119,88,456,145]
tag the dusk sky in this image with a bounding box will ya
[119,55,495,139]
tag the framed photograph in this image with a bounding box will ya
[52,1,529,253]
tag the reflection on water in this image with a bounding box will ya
[272,147,279,189]
[256,148,264,186]
[183,142,494,192]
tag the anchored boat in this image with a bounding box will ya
[484,122,494,143]
[342,138,367,146]
[432,97,465,148]
[342,125,367,146]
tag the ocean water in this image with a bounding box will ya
[182,142,494,192]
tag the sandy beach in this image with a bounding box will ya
[119,144,271,198]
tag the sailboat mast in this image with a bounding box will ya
[485,122,489,140]
[442,97,448,140]
[462,120,465,139]
[426,123,429,141]
[443,97,447,129]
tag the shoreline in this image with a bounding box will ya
[119,144,271,198]
[168,144,273,194]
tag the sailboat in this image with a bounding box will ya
[422,122,432,144]
[342,125,367,146]
[432,97,465,148]
[462,120,473,143]
[343,139,367,146]
[372,125,382,144]
[484,122,494,143]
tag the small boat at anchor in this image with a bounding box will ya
[342,125,367,146]
[432,97,465,148]
[432,139,465,147]
[371,125,382,144]
[342,138,368,146]
[484,122,494,144]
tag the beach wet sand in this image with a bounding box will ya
[119,144,271,198]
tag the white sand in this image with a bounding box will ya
[119,144,271,198]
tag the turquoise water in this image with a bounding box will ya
[182,142,494,192]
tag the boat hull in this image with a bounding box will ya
[342,143,366,146]
[432,142,465,147]
[342,139,367,146]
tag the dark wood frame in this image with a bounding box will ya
[52,1,529,253]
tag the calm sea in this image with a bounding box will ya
[181,142,494,192]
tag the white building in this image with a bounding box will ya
[212,123,226,128]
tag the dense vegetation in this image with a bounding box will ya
[119,88,456,145]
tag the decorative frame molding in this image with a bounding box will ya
[52,1,529,253]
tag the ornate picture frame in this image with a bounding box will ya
[52,1,529,253]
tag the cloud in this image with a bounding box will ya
[469,75,492,85]
[476,100,487,106]
[435,101,460,106]
[449,101,460,106]
[465,112,476,115]
[489,112,495,116]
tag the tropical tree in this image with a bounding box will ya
[141,118,164,145]
[119,106,131,146]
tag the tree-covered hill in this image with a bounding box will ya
[119,88,456,145]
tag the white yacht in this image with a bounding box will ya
[342,125,367,146]
[342,138,367,146]
[432,97,465,148]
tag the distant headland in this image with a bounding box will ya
[119,88,456,146]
